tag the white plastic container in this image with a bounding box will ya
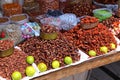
[0,17,10,30]
[1,0,13,9]
[10,13,29,25]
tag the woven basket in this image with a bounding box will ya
[81,21,99,29]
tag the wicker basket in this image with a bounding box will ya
[81,21,99,29]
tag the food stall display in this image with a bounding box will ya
[0,0,120,80]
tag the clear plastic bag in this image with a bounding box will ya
[40,17,61,27]
[93,0,118,12]
[21,22,41,39]
[59,13,79,30]
[39,13,79,30]
[4,24,22,45]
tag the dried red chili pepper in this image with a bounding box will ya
[18,33,80,69]
[63,23,117,56]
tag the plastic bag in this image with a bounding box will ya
[21,22,41,39]
[59,13,79,30]
[40,13,79,30]
[40,17,61,27]
[0,17,10,29]
[4,24,22,45]
[93,0,118,12]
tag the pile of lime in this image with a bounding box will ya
[11,55,74,79]
[88,43,116,57]
[37,56,73,72]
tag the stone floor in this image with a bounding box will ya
[89,61,120,80]
[60,61,120,80]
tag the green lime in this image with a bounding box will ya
[110,43,116,49]
[11,71,22,80]
[100,46,108,53]
[64,56,73,65]
[38,63,47,72]
[26,56,34,64]
[52,60,60,69]
[88,50,97,57]
[25,66,36,77]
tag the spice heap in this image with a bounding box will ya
[18,33,80,69]
[40,25,58,40]
[81,16,98,24]
[0,49,28,80]
[23,1,39,12]
[0,40,13,51]
[2,3,22,16]
[36,0,59,14]
[102,17,120,37]
[102,17,120,29]
[63,23,117,56]
[64,3,96,17]
[41,25,58,33]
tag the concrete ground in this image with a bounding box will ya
[89,61,120,80]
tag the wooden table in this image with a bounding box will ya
[33,51,120,80]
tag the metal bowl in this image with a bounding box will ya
[40,32,58,40]
[0,46,14,57]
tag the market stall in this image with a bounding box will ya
[0,0,120,80]
[33,51,120,80]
